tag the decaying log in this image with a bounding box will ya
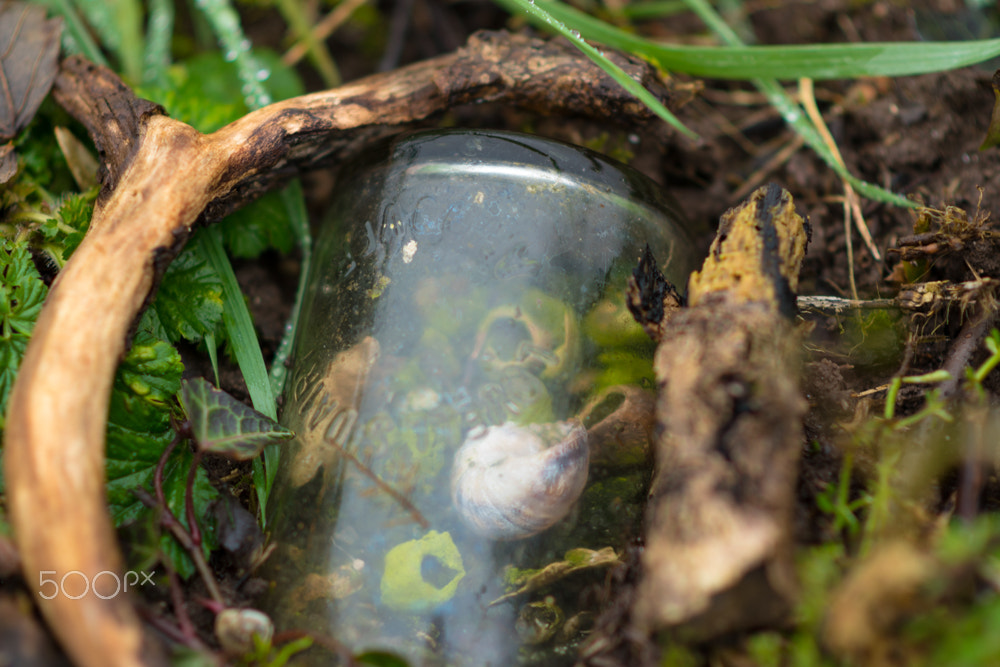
[630,184,810,642]
[3,30,694,667]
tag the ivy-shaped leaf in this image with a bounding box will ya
[149,245,224,344]
[180,377,293,460]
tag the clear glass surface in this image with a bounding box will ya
[262,129,697,666]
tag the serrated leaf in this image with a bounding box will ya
[0,243,44,430]
[108,331,183,430]
[150,245,224,344]
[219,189,296,259]
[0,244,47,337]
[106,332,220,579]
[0,2,62,141]
[180,377,292,460]
[54,190,94,260]
[106,420,176,524]
[0,333,28,431]
[159,446,219,580]
[106,424,219,579]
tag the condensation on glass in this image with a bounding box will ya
[261,129,698,666]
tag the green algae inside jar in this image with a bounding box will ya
[261,129,697,665]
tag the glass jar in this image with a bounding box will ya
[261,129,697,666]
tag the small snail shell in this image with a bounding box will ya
[451,420,589,540]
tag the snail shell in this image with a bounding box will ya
[451,420,589,540]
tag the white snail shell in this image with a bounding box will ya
[451,420,589,540]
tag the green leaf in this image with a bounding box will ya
[150,244,225,344]
[106,427,219,579]
[196,228,277,421]
[105,421,176,525]
[159,446,219,580]
[136,49,304,134]
[105,332,182,517]
[107,330,183,430]
[0,243,47,429]
[0,333,28,431]
[180,377,292,460]
[60,0,144,83]
[52,190,95,260]
[499,0,697,139]
[105,332,220,579]
[218,189,296,259]
[0,244,47,337]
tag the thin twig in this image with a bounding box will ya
[939,306,999,400]
[731,133,804,202]
[958,405,987,521]
[333,443,430,529]
[798,78,882,261]
[185,449,205,547]
[154,436,180,507]
[796,295,898,313]
[135,483,226,606]
[136,603,207,650]
[282,0,369,67]
[163,557,198,642]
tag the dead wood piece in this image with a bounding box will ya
[4,31,694,667]
[631,184,809,642]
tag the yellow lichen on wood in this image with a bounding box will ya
[688,184,809,311]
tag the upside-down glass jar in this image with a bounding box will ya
[260,129,697,666]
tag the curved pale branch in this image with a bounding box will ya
[3,30,691,666]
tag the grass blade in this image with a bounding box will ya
[143,0,174,85]
[47,0,108,66]
[196,228,277,421]
[194,0,273,109]
[268,180,310,398]
[496,0,698,139]
[526,0,1000,80]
